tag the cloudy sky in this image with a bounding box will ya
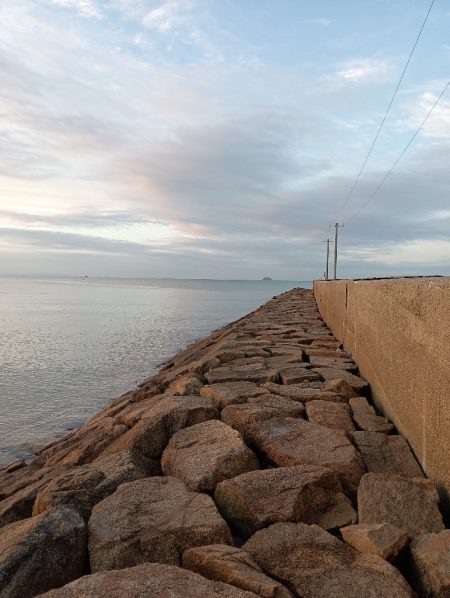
[1,0,449,279]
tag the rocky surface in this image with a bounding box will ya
[341,523,408,561]
[246,417,365,494]
[0,288,447,597]
[183,544,294,597]
[38,563,260,597]
[410,530,450,596]
[215,465,354,538]
[88,476,232,571]
[0,507,86,597]
[161,420,259,492]
[358,473,444,537]
[243,522,414,597]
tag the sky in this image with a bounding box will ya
[0,0,449,280]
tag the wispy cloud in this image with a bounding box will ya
[304,17,332,27]
[49,0,102,19]
[335,58,393,84]
[142,0,197,32]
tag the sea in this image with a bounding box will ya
[0,277,312,466]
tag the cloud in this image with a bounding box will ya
[49,0,102,19]
[402,89,450,138]
[343,239,450,266]
[142,1,196,32]
[304,18,332,27]
[334,58,393,84]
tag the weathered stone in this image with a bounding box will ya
[353,413,394,433]
[247,417,365,494]
[322,378,359,398]
[0,465,72,528]
[309,356,357,372]
[265,355,303,369]
[304,347,350,358]
[33,450,150,520]
[352,432,424,477]
[173,375,204,396]
[262,383,341,402]
[243,522,414,597]
[100,395,219,459]
[0,507,86,598]
[358,473,444,537]
[221,396,304,439]
[200,382,266,408]
[0,460,26,477]
[204,367,279,385]
[88,476,232,571]
[410,530,450,597]
[349,398,394,433]
[278,367,320,385]
[161,420,259,492]
[341,523,408,561]
[38,563,259,597]
[313,368,370,395]
[183,544,294,598]
[305,400,355,434]
[34,417,129,467]
[214,465,353,538]
[349,396,374,414]
[317,492,357,530]
[224,357,267,370]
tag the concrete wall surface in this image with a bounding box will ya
[314,277,450,506]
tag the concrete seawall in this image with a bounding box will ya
[314,277,450,508]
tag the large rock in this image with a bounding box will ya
[0,465,71,528]
[323,378,359,398]
[349,398,394,434]
[341,523,408,561]
[305,400,355,434]
[161,420,259,492]
[34,416,129,467]
[221,396,304,439]
[100,395,219,460]
[204,367,279,385]
[88,477,232,571]
[351,432,424,477]
[263,383,347,403]
[410,530,450,597]
[309,356,357,372]
[201,382,266,408]
[183,544,294,597]
[246,417,365,494]
[243,522,414,598]
[278,367,320,386]
[0,507,86,598]
[313,368,370,395]
[33,450,150,520]
[214,465,355,538]
[38,563,259,597]
[358,473,444,537]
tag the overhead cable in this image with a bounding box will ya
[346,79,450,223]
[335,0,436,220]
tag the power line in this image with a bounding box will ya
[335,0,436,220]
[346,79,450,224]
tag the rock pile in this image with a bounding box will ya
[0,288,448,597]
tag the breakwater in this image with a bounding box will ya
[0,288,448,597]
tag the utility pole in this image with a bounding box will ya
[322,239,330,280]
[329,223,344,280]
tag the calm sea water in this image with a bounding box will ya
[0,277,312,466]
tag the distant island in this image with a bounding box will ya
[262,277,273,280]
